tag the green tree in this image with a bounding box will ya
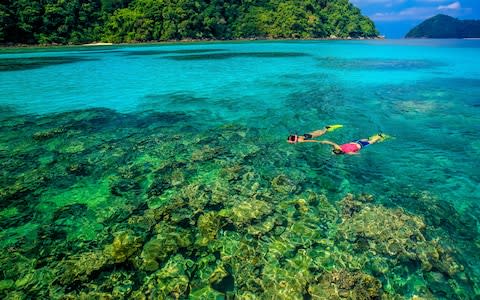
[0,3,13,43]
[104,8,153,42]
[267,2,309,38]
[11,0,43,43]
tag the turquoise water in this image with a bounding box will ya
[0,40,479,298]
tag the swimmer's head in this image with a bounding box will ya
[287,135,298,144]
[332,149,344,155]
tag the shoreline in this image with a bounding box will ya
[82,42,114,46]
[0,36,383,49]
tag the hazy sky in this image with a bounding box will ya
[350,0,480,38]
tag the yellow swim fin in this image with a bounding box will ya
[326,124,343,132]
[370,133,393,142]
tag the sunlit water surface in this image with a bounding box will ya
[1,40,479,299]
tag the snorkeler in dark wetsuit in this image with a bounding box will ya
[287,125,343,144]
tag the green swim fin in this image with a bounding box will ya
[326,124,343,132]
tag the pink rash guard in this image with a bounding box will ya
[340,143,360,153]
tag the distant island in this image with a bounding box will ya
[405,14,480,38]
[0,0,378,46]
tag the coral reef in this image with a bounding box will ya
[308,269,382,299]
[220,199,272,228]
[140,222,193,271]
[104,230,144,264]
[0,108,478,299]
[197,211,221,246]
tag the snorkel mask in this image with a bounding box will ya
[287,135,299,144]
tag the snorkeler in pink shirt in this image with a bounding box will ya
[320,133,385,155]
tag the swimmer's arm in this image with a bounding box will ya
[301,139,322,143]
[319,140,341,149]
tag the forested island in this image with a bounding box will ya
[405,14,480,39]
[0,0,378,45]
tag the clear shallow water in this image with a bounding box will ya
[0,40,479,299]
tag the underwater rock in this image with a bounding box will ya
[140,223,193,272]
[415,192,477,240]
[197,211,221,246]
[59,141,86,154]
[191,145,223,161]
[338,193,373,219]
[425,272,454,298]
[220,199,272,228]
[312,193,339,228]
[295,198,309,214]
[0,170,47,209]
[169,207,196,226]
[271,174,297,194]
[229,143,261,160]
[104,230,143,264]
[169,168,186,186]
[285,219,323,249]
[267,236,297,261]
[127,209,158,231]
[0,190,32,221]
[11,268,55,297]
[0,279,14,292]
[208,263,235,293]
[220,164,244,181]
[206,231,266,294]
[208,231,242,263]
[179,183,212,212]
[132,254,192,299]
[208,264,228,286]
[147,161,190,200]
[0,252,35,286]
[366,255,390,277]
[246,216,277,236]
[308,269,382,299]
[210,179,231,205]
[261,250,314,299]
[88,270,135,299]
[338,203,463,277]
[432,248,463,277]
[3,291,26,300]
[66,163,90,176]
[147,176,172,198]
[110,177,141,196]
[240,172,263,195]
[52,203,88,221]
[189,286,225,299]
[193,253,218,287]
[140,238,171,272]
[32,127,67,141]
[58,250,110,285]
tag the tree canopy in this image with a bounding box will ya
[1,0,378,45]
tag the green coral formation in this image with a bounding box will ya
[308,269,382,299]
[0,108,478,299]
